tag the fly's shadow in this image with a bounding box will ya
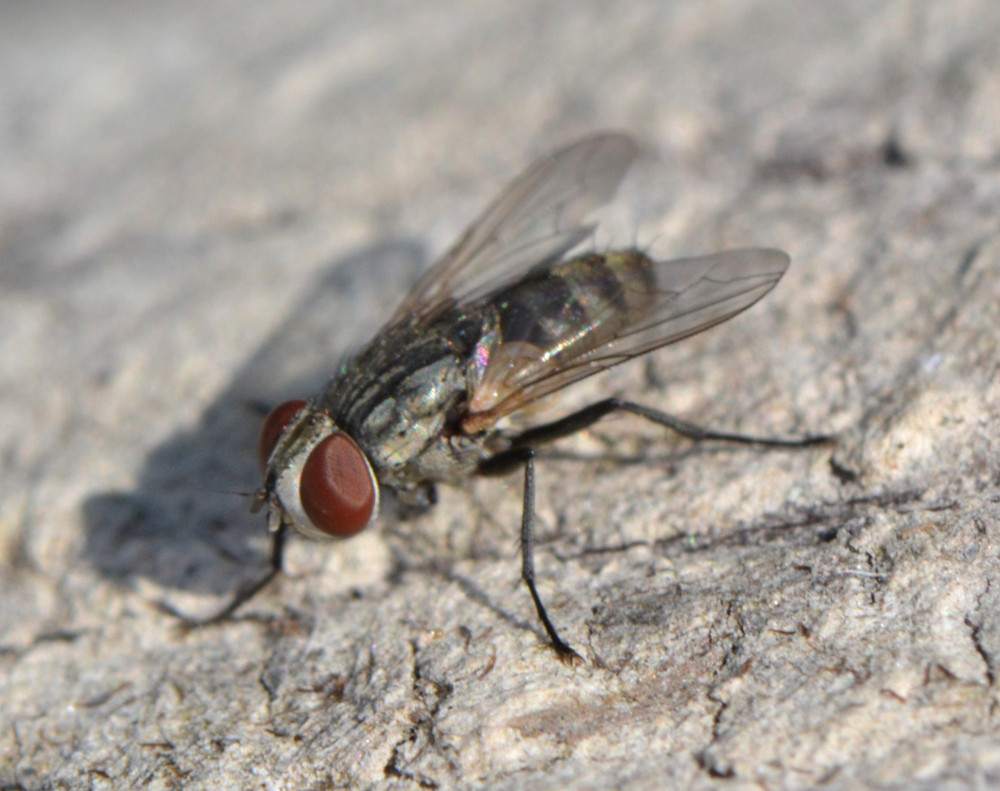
[80,240,426,600]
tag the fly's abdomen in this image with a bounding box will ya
[495,250,657,352]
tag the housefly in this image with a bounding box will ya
[202,132,823,662]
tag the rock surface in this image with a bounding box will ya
[2,1,1000,789]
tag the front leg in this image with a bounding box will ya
[161,520,288,626]
[394,480,438,520]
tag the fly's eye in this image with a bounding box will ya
[258,400,307,472]
[300,433,376,538]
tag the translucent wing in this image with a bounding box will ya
[463,248,790,431]
[388,132,638,325]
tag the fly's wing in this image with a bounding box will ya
[464,248,790,429]
[387,132,638,325]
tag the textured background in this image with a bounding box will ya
[3,1,1000,789]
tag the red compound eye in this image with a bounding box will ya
[300,433,376,538]
[257,400,307,472]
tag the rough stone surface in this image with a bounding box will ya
[3,1,1000,789]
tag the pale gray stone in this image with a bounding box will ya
[2,2,1000,789]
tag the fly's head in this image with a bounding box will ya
[255,400,380,541]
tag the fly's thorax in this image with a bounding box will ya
[259,403,379,542]
[354,355,469,472]
[384,429,501,490]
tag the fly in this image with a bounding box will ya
[196,132,824,662]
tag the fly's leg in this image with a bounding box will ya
[479,448,583,664]
[519,450,583,664]
[475,401,824,660]
[475,399,825,660]
[510,397,829,450]
[160,521,287,625]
